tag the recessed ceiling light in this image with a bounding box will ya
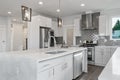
[38,1,43,5]
[8,11,12,14]
[81,4,85,7]
[56,9,60,12]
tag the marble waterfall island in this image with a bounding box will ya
[0,47,87,80]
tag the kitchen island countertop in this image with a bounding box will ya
[99,47,120,80]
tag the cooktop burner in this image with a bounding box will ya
[80,43,97,47]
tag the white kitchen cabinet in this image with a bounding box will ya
[64,54,73,80]
[37,54,73,80]
[54,64,65,80]
[74,18,81,36]
[95,46,117,66]
[95,47,103,66]
[38,68,54,80]
[39,16,52,28]
[110,46,118,56]
[102,47,111,65]
[99,15,110,36]
[54,54,73,80]
[46,18,52,27]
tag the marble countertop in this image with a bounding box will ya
[0,47,87,62]
[98,47,120,80]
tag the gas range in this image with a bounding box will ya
[80,43,97,47]
[80,43,97,65]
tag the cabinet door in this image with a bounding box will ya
[40,16,46,27]
[37,68,54,80]
[103,48,111,65]
[110,47,117,57]
[92,12,100,29]
[81,14,86,29]
[64,55,73,80]
[46,18,52,28]
[95,47,103,66]
[54,64,65,80]
[99,15,109,36]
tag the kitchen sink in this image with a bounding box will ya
[46,51,66,54]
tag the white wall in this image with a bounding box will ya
[11,23,24,51]
[62,15,81,25]
[0,16,12,51]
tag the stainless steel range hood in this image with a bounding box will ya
[81,12,100,30]
[85,14,93,29]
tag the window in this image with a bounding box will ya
[111,17,120,40]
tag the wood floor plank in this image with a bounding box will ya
[76,65,104,80]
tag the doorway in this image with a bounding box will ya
[0,26,6,52]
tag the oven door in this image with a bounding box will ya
[87,47,95,63]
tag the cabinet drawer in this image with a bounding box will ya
[37,57,64,72]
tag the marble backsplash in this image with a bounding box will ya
[55,30,120,46]
[76,29,120,46]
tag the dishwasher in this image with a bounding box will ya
[73,51,83,79]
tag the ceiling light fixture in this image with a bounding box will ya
[39,1,43,5]
[81,3,85,7]
[57,0,62,27]
[56,0,61,13]
[8,11,12,14]
[56,9,60,12]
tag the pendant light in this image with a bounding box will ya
[57,0,62,27]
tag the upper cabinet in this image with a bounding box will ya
[99,15,110,36]
[81,14,86,29]
[92,12,100,29]
[40,16,52,28]
[74,18,81,36]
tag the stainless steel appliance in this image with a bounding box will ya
[73,51,83,79]
[40,27,56,48]
[81,12,100,30]
[80,41,97,65]
[87,47,95,64]
[40,26,51,48]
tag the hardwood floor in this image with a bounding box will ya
[76,65,104,80]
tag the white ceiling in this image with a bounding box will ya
[0,0,120,18]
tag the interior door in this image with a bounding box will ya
[0,27,6,52]
[67,29,73,46]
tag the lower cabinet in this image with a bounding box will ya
[95,46,118,66]
[54,54,73,80]
[38,68,54,80]
[54,64,65,80]
[37,54,73,80]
